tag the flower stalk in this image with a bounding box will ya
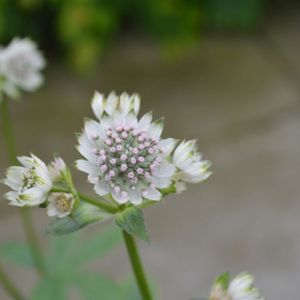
[0,97,45,275]
[0,263,25,300]
[122,230,153,300]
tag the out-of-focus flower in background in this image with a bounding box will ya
[210,272,264,300]
[0,37,45,101]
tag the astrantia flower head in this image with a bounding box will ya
[210,272,264,300]
[47,192,75,218]
[0,37,45,100]
[76,91,211,205]
[1,154,52,206]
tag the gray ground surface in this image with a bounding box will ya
[1,12,300,300]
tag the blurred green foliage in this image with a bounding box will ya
[0,0,265,71]
[0,225,142,299]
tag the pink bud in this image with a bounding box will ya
[100,165,108,172]
[138,156,145,163]
[110,158,117,165]
[99,149,106,155]
[133,147,139,154]
[122,131,128,139]
[115,137,122,144]
[116,126,123,132]
[116,145,123,151]
[120,154,127,161]
[105,139,112,146]
[148,147,154,154]
[130,157,137,164]
[120,164,127,172]
[92,148,99,154]
[137,168,143,174]
[138,144,145,150]
[127,171,135,179]
[109,170,115,177]
[124,125,130,131]
[110,147,116,153]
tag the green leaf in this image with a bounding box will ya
[46,201,112,235]
[0,241,34,267]
[115,207,149,242]
[68,225,121,265]
[31,277,67,300]
[70,272,124,300]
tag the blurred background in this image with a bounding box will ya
[1,0,300,299]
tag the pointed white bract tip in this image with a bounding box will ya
[91,91,104,119]
[48,156,66,181]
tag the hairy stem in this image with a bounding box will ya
[0,263,25,300]
[122,231,153,300]
[0,97,46,275]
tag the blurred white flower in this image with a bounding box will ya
[0,37,45,99]
[76,91,210,205]
[210,272,264,300]
[228,273,264,300]
[47,192,75,218]
[48,156,67,181]
[1,154,52,206]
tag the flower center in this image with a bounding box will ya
[91,125,162,194]
[55,194,73,213]
[20,168,36,192]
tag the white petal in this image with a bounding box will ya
[94,181,109,196]
[132,93,140,115]
[152,161,175,178]
[143,188,161,201]
[120,92,131,114]
[75,159,98,175]
[137,112,152,131]
[158,138,178,156]
[105,91,118,115]
[91,91,104,119]
[128,189,143,205]
[148,118,164,140]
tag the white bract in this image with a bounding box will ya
[76,91,211,205]
[228,273,264,300]
[0,37,45,100]
[48,156,67,181]
[210,272,264,300]
[47,192,75,218]
[2,154,52,207]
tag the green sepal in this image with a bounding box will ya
[46,201,112,235]
[160,184,177,196]
[115,206,149,242]
[215,272,230,290]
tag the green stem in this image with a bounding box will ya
[122,231,153,300]
[50,186,118,214]
[0,263,25,300]
[0,97,46,275]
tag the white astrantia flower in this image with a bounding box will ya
[173,140,212,192]
[1,154,52,207]
[76,91,179,205]
[209,272,264,300]
[48,156,66,181]
[47,192,75,218]
[227,273,264,300]
[0,37,45,100]
[76,91,210,206]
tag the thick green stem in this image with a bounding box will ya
[0,263,25,300]
[51,186,118,214]
[0,98,46,275]
[122,231,153,300]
